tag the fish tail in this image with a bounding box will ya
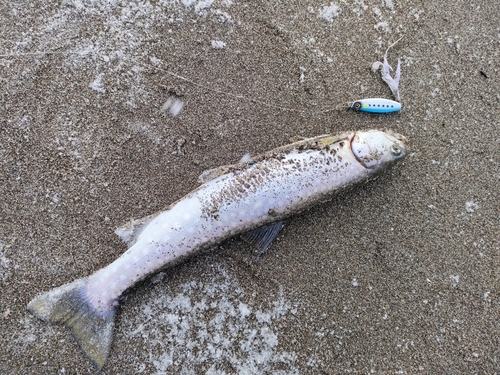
[27,277,116,370]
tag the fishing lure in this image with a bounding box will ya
[350,98,401,113]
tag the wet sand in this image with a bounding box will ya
[1,1,499,373]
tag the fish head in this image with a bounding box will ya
[350,129,407,170]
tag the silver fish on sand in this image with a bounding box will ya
[28,129,407,369]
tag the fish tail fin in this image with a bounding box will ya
[27,277,116,370]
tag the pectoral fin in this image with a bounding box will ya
[241,221,284,256]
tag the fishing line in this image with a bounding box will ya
[0,51,67,57]
[0,50,346,113]
[2,36,404,115]
[150,37,404,115]
[151,63,347,115]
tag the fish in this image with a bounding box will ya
[27,128,407,369]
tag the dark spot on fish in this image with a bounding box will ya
[268,209,278,216]
[209,207,219,220]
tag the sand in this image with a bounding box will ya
[1,0,499,373]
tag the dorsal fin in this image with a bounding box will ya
[198,153,253,184]
[239,153,252,163]
[198,166,232,184]
[289,135,307,143]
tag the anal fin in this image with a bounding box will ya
[241,221,284,256]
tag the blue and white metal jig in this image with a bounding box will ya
[349,98,401,114]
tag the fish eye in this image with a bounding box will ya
[391,145,402,156]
